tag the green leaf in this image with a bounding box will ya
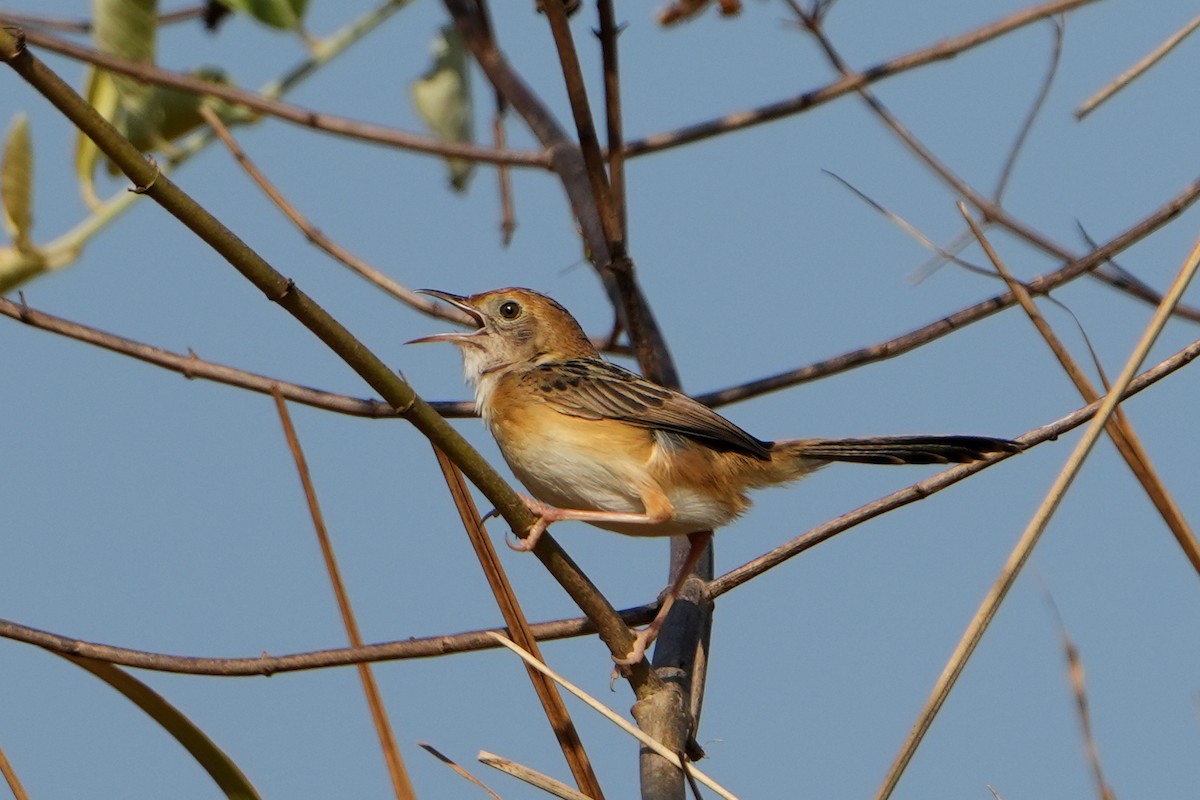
[124,68,242,152]
[1,113,33,249]
[92,0,158,110]
[216,0,310,31]
[0,245,49,293]
[62,655,263,800]
[411,25,475,192]
[75,66,123,207]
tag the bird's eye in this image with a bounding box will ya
[498,300,521,320]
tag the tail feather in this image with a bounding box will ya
[775,435,1020,466]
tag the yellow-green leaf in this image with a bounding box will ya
[63,655,262,800]
[411,25,475,192]
[0,245,49,293]
[217,0,309,31]
[1,113,33,249]
[75,66,123,208]
[124,68,239,152]
[93,0,158,110]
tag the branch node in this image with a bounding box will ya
[127,155,160,194]
[0,26,26,60]
[269,278,295,302]
[183,348,200,379]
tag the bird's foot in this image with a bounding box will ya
[613,624,658,668]
[507,495,557,551]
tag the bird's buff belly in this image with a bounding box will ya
[499,434,736,537]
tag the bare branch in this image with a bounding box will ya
[694,173,1200,408]
[624,0,1104,158]
[1076,12,1200,119]
[708,334,1200,598]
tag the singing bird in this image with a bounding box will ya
[411,287,1017,663]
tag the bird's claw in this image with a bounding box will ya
[612,627,654,669]
[507,495,553,551]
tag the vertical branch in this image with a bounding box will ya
[539,0,624,254]
[430,447,608,800]
[0,743,30,800]
[441,0,676,387]
[272,390,416,800]
[440,6,708,799]
[597,0,626,240]
[475,0,517,244]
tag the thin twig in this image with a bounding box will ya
[959,204,1200,573]
[488,633,739,800]
[418,743,504,800]
[875,231,1200,800]
[0,743,30,800]
[0,295,466,417]
[200,105,466,317]
[474,0,517,245]
[0,5,205,33]
[477,751,593,800]
[623,0,1104,158]
[1041,594,1116,800]
[995,18,1063,199]
[1076,12,1200,119]
[272,390,415,800]
[707,333,1200,597]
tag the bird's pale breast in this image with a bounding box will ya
[483,376,748,536]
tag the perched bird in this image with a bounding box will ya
[411,287,1017,663]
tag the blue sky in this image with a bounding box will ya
[3,1,1199,798]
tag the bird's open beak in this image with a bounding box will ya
[406,290,487,346]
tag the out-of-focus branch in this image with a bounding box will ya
[10,25,551,168]
[0,4,205,33]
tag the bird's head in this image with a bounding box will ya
[408,287,598,381]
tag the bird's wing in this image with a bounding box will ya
[523,359,772,460]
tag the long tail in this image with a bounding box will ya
[773,434,1020,466]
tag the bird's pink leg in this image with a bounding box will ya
[616,530,712,667]
[508,495,673,552]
